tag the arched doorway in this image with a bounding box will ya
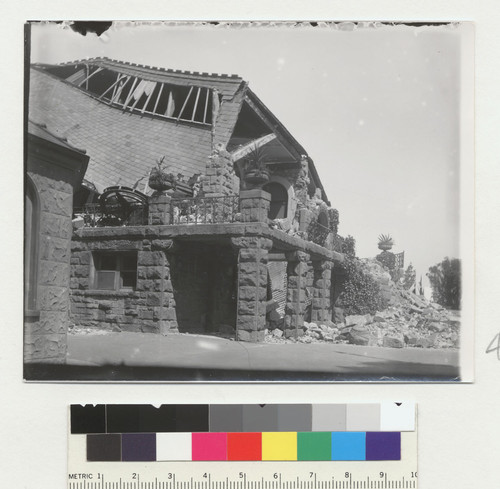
[263,181,288,219]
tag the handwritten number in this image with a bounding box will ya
[486,332,500,360]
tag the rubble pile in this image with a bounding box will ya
[265,259,460,349]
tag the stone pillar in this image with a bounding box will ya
[239,189,271,223]
[136,240,178,334]
[231,237,273,342]
[148,193,171,225]
[201,147,239,197]
[284,251,310,338]
[311,260,333,324]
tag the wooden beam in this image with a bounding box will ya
[152,84,164,115]
[99,74,127,100]
[140,82,157,114]
[130,81,156,112]
[177,86,193,121]
[77,66,103,87]
[122,77,139,109]
[230,133,277,161]
[203,88,209,123]
[191,87,201,121]
[111,76,131,104]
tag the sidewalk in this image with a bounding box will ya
[66,331,460,380]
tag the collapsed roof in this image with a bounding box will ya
[29,57,329,202]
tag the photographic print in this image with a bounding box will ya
[23,21,473,381]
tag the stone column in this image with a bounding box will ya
[201,147,239,197]
[136,240,178,334]
[311,260,333,324]
[231,237,273,342]
[239,189,271,223]
[284,251,310,338]
[148,193,172,225]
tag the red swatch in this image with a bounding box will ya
[227,432,262,461]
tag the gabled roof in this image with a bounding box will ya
[29,58,329,203]
[29,63,245,194]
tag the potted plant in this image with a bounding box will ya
[148,155,177,192]
[378,233,395,251]
[242,143,270,187]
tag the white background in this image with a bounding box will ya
[1,2,499,488]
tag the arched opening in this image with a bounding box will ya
[25,178,40,312]
[318,210,329,229]
[263,181,288,219]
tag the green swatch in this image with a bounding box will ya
[297,432,332,461]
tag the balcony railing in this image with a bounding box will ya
[74,203,149,227]
[170,195,240,225]
[307,220,331,246]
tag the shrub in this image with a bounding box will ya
[338,257,386,315]
[376,250,396,270]
[403,263,416,290]
[332,234,356,257]
[427,257,461,309]
[328,208,340,234]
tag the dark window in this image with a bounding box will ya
[263,182,288,219]
[93,252,137,290]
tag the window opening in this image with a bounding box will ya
[93,252,138,291]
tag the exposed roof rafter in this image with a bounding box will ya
[230,133,277,161]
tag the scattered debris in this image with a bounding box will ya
[265,259,460,349]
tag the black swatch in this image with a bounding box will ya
[87,434,121,461]
[71,405,106,434]
[106,404,177,433]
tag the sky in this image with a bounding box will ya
[29,21,471,285]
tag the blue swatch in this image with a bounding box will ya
[331,432,366,460]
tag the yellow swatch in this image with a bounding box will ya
[262,432,297,461]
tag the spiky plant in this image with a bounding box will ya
[378,233,394,251]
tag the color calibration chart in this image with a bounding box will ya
[68,403,418,488]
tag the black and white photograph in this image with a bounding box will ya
[23,21,474,382]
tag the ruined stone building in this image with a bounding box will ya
[26,57,344,358]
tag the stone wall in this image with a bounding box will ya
[70,236,238,337]
[25,173,73,362]
[25,132,88,364]
[70,237,178,335]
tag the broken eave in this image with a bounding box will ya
[244,89,330,204]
